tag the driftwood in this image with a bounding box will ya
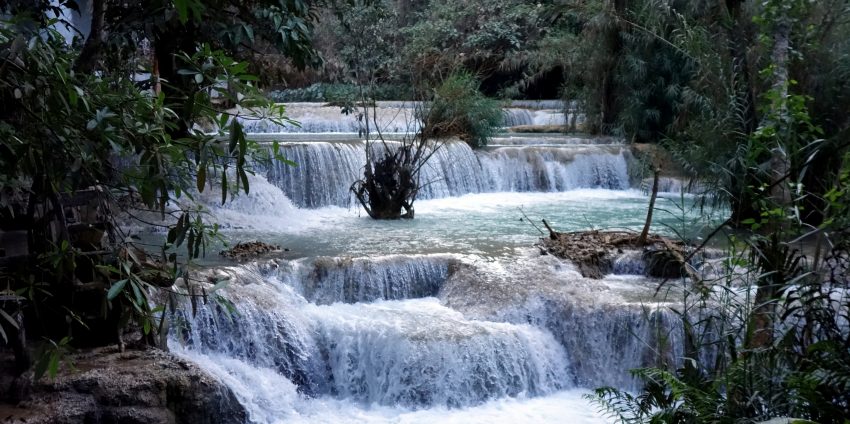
[539,219,698,282]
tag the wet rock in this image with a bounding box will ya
[643,246,686,278]
[539,229,688,279]
[0,348,246,424]
[219,240,281,262]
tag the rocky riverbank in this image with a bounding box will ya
[0,347,246,424]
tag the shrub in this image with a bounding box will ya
[422,73,503,148]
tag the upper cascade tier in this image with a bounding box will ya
[236,101,568,134]
[263,139,632,208]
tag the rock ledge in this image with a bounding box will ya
[1,347,246,424]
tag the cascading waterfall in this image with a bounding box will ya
[171,256,575,419]
[476,146,629,193]
[172,251,690,422]
[172,265,327,395]
[277,255,452,305]
[306,298,571,407]
[264,142,363,208]
[237,103,420,134]
[163,102,708,423]
[500,298,683,389]
[502,109,567,127]
[263,140,632,208]
[438,256,686,391]
[237,103,568,134]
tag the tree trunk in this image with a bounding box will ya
[638,168,660,245]
[769,16,792,206]
[724,0,762,228]
[725,0,758,133]
[599,0,625,131]
[748,5,793,351]
[153,21,199,138]
[74,0,106,73]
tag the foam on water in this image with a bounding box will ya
[175,349,606,424]
[303,298,572,407]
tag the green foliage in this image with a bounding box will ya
[0,0,310,361]
[268,83,413,103]
[33,336,74,380]
[422,73,503,148]
[588,6,850,417]
[402,0,546,87]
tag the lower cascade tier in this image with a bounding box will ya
[173,263,572,409]
[171,253,693,423]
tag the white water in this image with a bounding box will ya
[176,351,605,424]
[238,103,420,134]
[263,139,632,208]
[155,109,723,423]
[238,102,569,135]
[170,259,624,422]
[170,251,677,423]
[502,108,567,127]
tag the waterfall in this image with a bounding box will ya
[170,250,691,423]
[149,100,708,423]
[238,103,570,134]
[237,103,419,134]
[508,100,566,110]
[476,146,629,192]
[264,142,363,208]
[438,256,685,391]
[505,298,683,389]
[172,266,327,395]
[263,140,632,208]
[306,298,571,407]
[171,257,574,413]
[278,255,452,305]
[502,109,566,127]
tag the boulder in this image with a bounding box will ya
[0,348,246,424]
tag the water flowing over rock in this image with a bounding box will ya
[438,256,684,390]
[237,103,420,134]
[142,113,708,422]
[263,140,631,208]
[278,255,453,305]
[306,298,571,407]
[171,258,574,411]
[237,102,568,135]
[173,265,326,396]
[502,109,567,127]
